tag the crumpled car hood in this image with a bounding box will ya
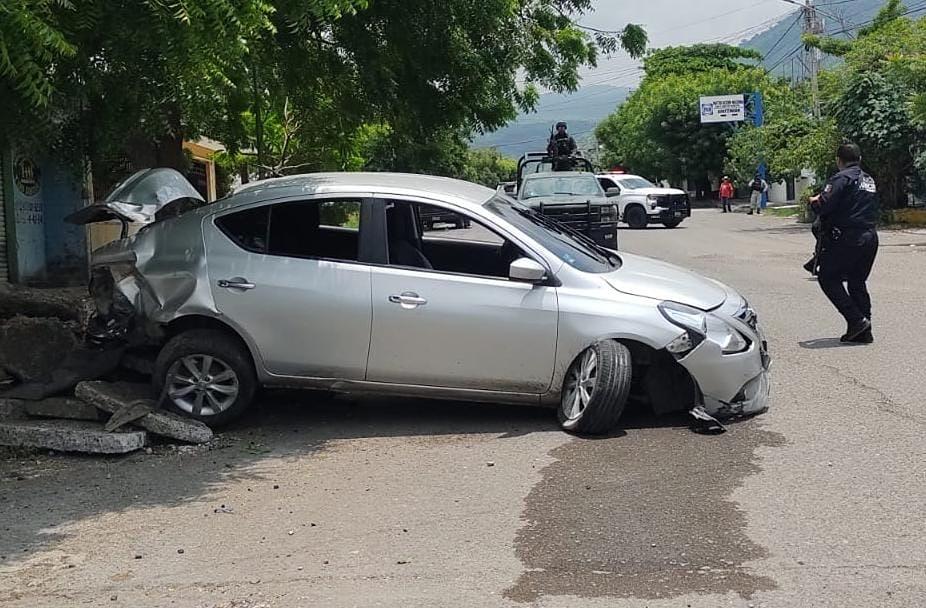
[604,252,727,310]
[66,168,204,226]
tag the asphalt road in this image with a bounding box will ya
[1,210,924,607]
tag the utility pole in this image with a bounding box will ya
[802,0,825,118]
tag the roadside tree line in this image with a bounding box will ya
[596,0,926,210]
[0,0,646,192]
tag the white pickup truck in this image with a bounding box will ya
[596,173,691,229]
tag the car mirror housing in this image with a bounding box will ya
[509,257,547,284]
[606,188,621,197]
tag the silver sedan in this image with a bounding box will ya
[87,171,770,433]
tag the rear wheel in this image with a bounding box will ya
[153,329,257,426]
[624,205,648,229]
[558,340,632,435]
[662,219,682,228]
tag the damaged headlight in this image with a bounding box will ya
[708,315,750,354]
[660,302,751,356]
[659,301,706,356]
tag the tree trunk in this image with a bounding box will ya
[871,167,907,210]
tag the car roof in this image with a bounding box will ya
[217,172,496,212]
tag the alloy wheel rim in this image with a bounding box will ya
[166,355,239,416]
[562,348,598,420]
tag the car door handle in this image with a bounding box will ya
[388,292,427,308]
[218,278,256,290]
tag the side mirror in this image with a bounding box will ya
[606,187,621,198]
[509,257,547,284]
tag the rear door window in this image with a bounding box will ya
[215,199,362,261]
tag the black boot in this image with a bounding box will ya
[841,318,872,343]
[803,257,816,274]
[847,328,874,344]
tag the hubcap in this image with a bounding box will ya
[562,348,598,420]
[165,355,239,417]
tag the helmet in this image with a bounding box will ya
[556,121,567,129]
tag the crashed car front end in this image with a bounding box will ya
[660,295,771,419]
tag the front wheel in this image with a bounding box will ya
[153,329,257,426]
[662,220,682,228]
[624,206,648,229]
[558,340,632,435]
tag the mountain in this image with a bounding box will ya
[743,0,888,76]
[471,85,630,157]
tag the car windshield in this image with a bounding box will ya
[616,176,656,190]
[485,195,619,274]
[520,175,604,199]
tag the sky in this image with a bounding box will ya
[579,0,799,87]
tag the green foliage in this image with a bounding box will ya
[459,148,517,188]
[642,44,761,79]
[596,44,788,186]
[804,3,925,209]
[0,0,76,107]
[726,116,838,185]
[1,0,648,188]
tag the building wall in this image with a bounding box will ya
[1,147,87,285]
[40,159,88,284]
[8,151,46,283]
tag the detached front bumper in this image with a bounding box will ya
[675,317,771,419]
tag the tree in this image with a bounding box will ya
[803,0,924,208]
[596,44,786,192]
[459,148,516,188]
[2,0,648,190]
[0,0,75,108]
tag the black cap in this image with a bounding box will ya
[556,122,567,129]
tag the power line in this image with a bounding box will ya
[764,11,804,60]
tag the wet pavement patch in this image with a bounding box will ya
[506,417,785,603]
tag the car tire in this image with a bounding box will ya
[624,205,648,229]
[662,220,682,228]
[558,340,632,435]
[153,329,257,427]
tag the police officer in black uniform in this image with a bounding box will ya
[809,143,879,344]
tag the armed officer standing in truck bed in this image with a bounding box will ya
[809,143,879,344]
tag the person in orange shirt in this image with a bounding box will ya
[719,176,734,213]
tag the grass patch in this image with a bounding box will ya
[765,206,800,218]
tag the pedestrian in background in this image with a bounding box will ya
[809,143,879,344]
[719,176,734,213]
[748,174,769,215]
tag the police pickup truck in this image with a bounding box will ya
[596,173,691,229]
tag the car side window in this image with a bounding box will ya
[598,177,618,193]
[385,200,527,279]
[215,206,269,252]
[216,199,361,262]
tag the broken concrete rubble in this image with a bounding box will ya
[0,419,145,454]
[2,344,125,401]
[0,284,87,324]
[0,316,78,383]
[76,381,213,444]
[20,398,102,421]
[0,399,26,421]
